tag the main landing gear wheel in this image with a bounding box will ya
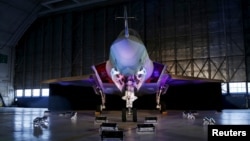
[132,108,137,122]
[160,101,167,115]
[121,108,137,122]
[95,105,102,116]
[122,108,126,122]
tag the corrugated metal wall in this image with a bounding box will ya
[145,0,245,82]
[242,0,250,90]
[14,0,249,107]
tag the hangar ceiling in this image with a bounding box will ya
[0,0,127,50]
[0,0,41,49]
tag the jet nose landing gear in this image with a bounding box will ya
[122,108,137,122]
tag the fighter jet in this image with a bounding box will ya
[42,6,222,117]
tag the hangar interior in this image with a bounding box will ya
[0,0,250,110]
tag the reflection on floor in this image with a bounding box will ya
[0,107,249,141]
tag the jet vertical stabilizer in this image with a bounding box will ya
[115,6,136,38]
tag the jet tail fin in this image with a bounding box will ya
[115,6,136,38]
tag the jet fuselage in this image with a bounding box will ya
[106,29,154,91]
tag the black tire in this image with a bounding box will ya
[132,108,137,122]
[160,101,167,113]
[122,108,126,122]
[96,105,102,113]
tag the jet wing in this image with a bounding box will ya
[41,74,95,87]
[139,72,223,94]
[166,74,223,86]
[41,73,223,95]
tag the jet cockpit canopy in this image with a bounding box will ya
[118,28,142,39]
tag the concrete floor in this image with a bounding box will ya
[0,107,250,141]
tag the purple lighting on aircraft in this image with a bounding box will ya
[95,62,113,83]
[153,70,160,77]
[145,62,165,83]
